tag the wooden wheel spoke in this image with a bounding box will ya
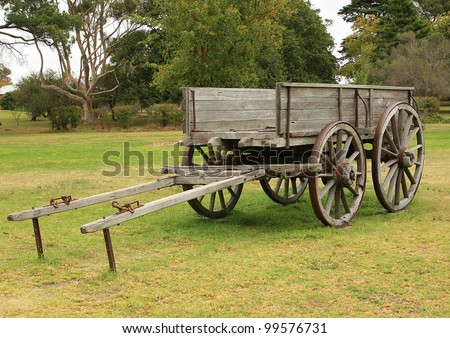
[340,135,354,162]
[391,113,401,148]
[382,163,398,191]
[208,146,215,158]
[197,195,205,203]
[284,178,289,199]
[209,192,216,211]
[401,169,409,199]
[347,150,360,164]
[404,167,416,184]
[405,127,419,147]
[341,189,351,213]
[384,131,398,153]
[381,159,398,171]
[387,167,398,202]
[408,144,423,152]
[334,187,341,219]
[394,168,402,205]
[336,130,343,153]
[291,177,298,195]
[218,190,226,209]
[195,146,210,163]
[327,140,335,161]
[318,173,334,178]
[319,179,336,199]
[325,186,336,215]
[345,185,359,197]
[227,187,236,198]
[274,177,283,194]
[401,115,414,146]
[323,154,334,169]
[381,147,398,158]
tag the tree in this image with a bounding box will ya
[374,0,430,55]
[281,0,337,83]
[373,32,450,98]
[155,0,287,90]
[95,29,168,112]
[338,0,432,83]
[338,16,380,83]
[155,0,337,91]
[1,0,152,123]
[415,0,450,22]
[339,0,385,22]
[13,71,73,120]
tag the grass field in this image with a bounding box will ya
[0,110,449,318]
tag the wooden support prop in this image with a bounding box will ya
[103,229,116,272]
[32,218,44,259]
[80,172,264,234]
[7,178,176,221]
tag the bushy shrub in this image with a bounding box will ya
[421,113,446,124]
[49,106,83,130]
[113,104,140,128]
[0,92,15,110]
[148,103,182,127]
[93,107,113,127]
[417,97,440,115]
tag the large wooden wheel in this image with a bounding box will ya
[309,122,367,227]
[260,171,307,205]
[182,145,243,218]
[372,103,425,212]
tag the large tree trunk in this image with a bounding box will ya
[83,99,95,123]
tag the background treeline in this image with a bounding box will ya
[0,0,448,127]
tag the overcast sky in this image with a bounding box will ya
[5,0,352,84]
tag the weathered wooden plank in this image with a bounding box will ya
[278,82,414,91]
[7,178,176,221]
[194,109,276,121]
[194,120,276,131]
[80,172,266,233]
[191,98,275,113]
[184,87,275,101]
[184,131,317,147]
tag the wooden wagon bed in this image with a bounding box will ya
[182,82,416,147]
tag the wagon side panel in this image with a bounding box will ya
[276,83,414,140]
[183,87,276,136]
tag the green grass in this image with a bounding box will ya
[0,110,449,318]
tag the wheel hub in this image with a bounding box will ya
[399,147,415,168]
[336,162,356,188]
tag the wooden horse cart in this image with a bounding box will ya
[7,83,425,271]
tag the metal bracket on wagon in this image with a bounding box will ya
[111,200,141,214]
[49,195,74,208]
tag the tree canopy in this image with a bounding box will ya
[338,0,448,92]
[155,0,337,91]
